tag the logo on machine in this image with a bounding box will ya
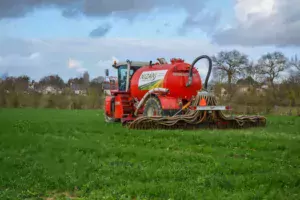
[138,70,168,90]
[140,72,156,81]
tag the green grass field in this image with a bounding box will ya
[0,108,300,200]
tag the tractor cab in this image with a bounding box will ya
[112,60,149,92]
[104,60,149,122]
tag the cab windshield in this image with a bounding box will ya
[118,65,135,91]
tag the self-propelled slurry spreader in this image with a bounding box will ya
[104,55,266,130]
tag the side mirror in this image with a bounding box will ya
[105,69,109,77]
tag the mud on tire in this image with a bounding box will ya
[143,96,163,117]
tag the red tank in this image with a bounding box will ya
[130,59,202,101]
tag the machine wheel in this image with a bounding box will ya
[143,96,163,117]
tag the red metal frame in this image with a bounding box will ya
[157,96,181,110]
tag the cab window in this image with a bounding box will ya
[117,65,135,91]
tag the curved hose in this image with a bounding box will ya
[186,55,213,90]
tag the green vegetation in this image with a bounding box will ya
[0,108,300,200]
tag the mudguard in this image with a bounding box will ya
[157,96,181,110]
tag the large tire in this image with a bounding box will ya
[143,96,163,117]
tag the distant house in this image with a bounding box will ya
[236,76,258,86]
[218,84,269,98]
[28,81,39,91]
[43,86,55,94]
[33,85,62,95]
[41,86,62,94]
[74,89,86,95]
[70,83,87,95]
[220,87,228,97]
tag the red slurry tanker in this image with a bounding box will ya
[104,55,266,130]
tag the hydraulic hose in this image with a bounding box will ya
[186,55,213,90]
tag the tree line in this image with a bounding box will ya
[212,50,300,87]
[211,50,300,115]
[0,72,107,109]
[0,72,105,91]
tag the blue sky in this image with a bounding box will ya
[0,0,299,81]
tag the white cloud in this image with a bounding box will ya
[96,56,119,67]
[67,58,88,74]
[0,37,219,79]
[0,52,41,67]
[0,37,297,81]
[235,0,275,23]
[29,52,41,59]
[213,0,300,46]
[68,58,81,69]
[0,52,43,80]
[96,57,119,76]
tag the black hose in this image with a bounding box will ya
[186,55,212,90]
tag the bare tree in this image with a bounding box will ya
[289,55,300,73]
[243,61,265,83]
[67,77,84,86]
[91,76,105,85]
[256,52,288,89]
[212,50,249,87]
[211,66,227,84]
[15,75,30,91]
[287,73,300,85]
[39,75,65,89]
